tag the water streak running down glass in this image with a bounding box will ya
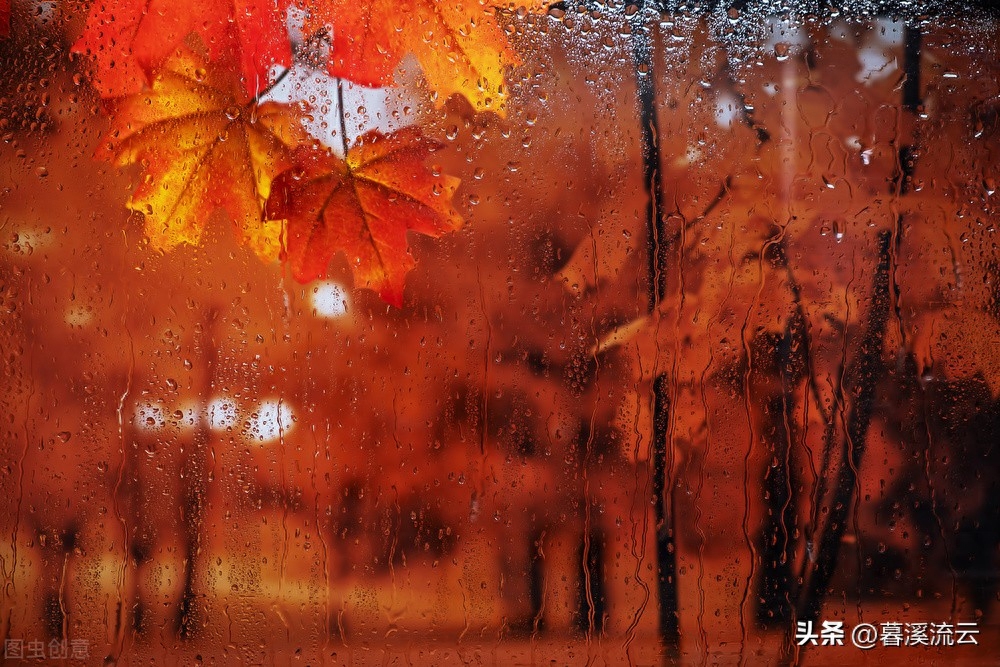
[0,1,998,664]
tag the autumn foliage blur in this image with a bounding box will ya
[69,0,539,306]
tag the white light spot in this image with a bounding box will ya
[207,397,239,431]
[714,93,740,129]
[134,403,166,432]
[828,20,852,42]
[65,306,93,328]
[856,46,897,85]
[871,18,905,48]
[248,399,295,443]
[764,16,808,52]
[174,401,199,432]
[311,281,349,318]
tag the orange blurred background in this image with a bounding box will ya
[2,3,1000,665]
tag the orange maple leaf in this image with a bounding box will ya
[73,0,291,98]
[265,127,463,306]
[302,0,528,114]
[98,46,310,260]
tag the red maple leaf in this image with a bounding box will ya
[302,0,530,114]
[265,128,463,306]
[72,0,292,97]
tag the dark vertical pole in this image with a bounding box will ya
[898,26,922,194]
[651,374,678,649]
[633,12,668,314]
[178,308,218,638]
[576,526,608,634]
[630,3,680,657]
[754,392,795,628]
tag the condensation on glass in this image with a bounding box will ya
[1,1,998,664]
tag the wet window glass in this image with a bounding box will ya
[1,0,998,664]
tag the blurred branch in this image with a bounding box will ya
[783,230,893,664]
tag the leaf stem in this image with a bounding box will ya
[254,24,337,105]
[337,78,349,156]
[252,66,292,105]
